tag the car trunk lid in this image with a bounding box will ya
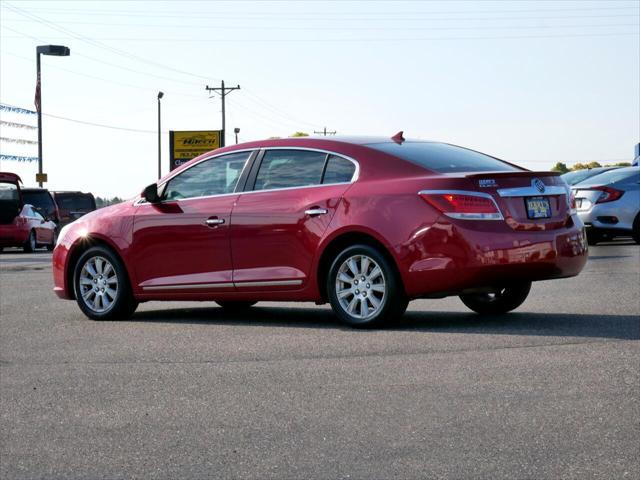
[464,171,571,230]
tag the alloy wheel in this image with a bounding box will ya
[335,254,386,320]
[78,256,119,313]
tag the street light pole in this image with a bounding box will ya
[35,45,70,187]
[157,91,164,179]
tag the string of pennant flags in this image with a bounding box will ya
[0,103,38,163]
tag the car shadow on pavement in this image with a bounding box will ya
[131,306,640,340]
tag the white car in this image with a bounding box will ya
[572,167,640,245]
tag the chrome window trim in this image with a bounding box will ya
[134,147,360,206]
[497,185,567,197]
[418,189,505,221]
[141,279,303,291]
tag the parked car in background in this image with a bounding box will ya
[20,188,60,225]
[53,135,587,327]
[52,191,96,227]
[0,173,57,252]
[572,166,640,245]
[561,166,619,186]
[0,204,57,252]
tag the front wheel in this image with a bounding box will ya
[327,244,408,328]
[74,246,138,320]
[460,282,531,315]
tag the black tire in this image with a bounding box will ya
[327,244,408,328]
[73,246,138,320]
[46,231,57,252]
[216,301,257,311]
[460,282,531,315]
[632,214,640,245]
[23,230,36,253]
[586,229,602,246]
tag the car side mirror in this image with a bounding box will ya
[143,183,160,203]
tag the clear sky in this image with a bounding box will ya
[0,0,638,197]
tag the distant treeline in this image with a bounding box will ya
[95,196,124,208]
[551,161,631,173]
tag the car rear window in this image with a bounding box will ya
[322,155,356,184]
[0,182,20,224]
[366,142,519,173]
[55,194,95,210]
[576,168,639,186]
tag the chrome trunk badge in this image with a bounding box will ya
[532,178,546,193]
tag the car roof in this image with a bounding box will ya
[21,187,52,192]
[574,166,639,187]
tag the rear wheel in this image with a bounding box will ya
[460,282,531,315]
[632,214,640,244]
[586,229,603,246]
[327,244,408,328]
[23,230,36,253]
[73,246,138,320]
[216,301,257,311]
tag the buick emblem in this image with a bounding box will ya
[532,178,546,193]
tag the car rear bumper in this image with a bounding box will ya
[397,216,588,298]
[0,225,29,247]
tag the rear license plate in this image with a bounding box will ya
[525,196,551,219]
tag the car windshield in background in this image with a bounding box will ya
[365,141,520,173]
[576,167,639,186]
[55,195,94,210]
[21,191,54,212]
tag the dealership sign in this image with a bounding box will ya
[169,130,221,171]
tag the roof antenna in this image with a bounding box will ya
[391,131,405,144]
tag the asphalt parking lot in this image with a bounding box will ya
[1,242,638,480]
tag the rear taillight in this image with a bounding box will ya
[569,190,577,214]
[419,191,503,220]
[592,186,624,204]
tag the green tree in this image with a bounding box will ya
[571,163,588,171]
[551,162,569,173]
[604,162,631,167]
[586,161,602,169]
[290,131,309,137]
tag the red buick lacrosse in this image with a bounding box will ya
[53,134,587,327]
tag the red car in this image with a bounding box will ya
[0,173,57,252]
[53,135,587,327]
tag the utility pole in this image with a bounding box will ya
[205,80,240,147]
[314,127,336,136]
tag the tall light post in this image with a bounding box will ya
[35,45,70,187]
[157,91,164,179]
[234,127,240,145]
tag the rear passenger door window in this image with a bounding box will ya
[253,150,326,191]
[322,155,356,184]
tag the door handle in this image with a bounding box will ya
[305,208,328,216]
[205,217,225,227]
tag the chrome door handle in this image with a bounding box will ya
[305,208,328,216]
[205,218,225,226]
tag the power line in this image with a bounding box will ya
[314,127,337,136]
[2,2,221,83]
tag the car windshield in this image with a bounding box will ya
[365,141,520,173]
[576,168,639,187]
[562,168,612,186]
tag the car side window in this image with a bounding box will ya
[254,150,327,191]
[322,155,356,184]
[163,151,250,201]
[23,206,34,217]
[33,210,44,221]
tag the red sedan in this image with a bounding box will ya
[0,204,57,252]
[53,135,587,327]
